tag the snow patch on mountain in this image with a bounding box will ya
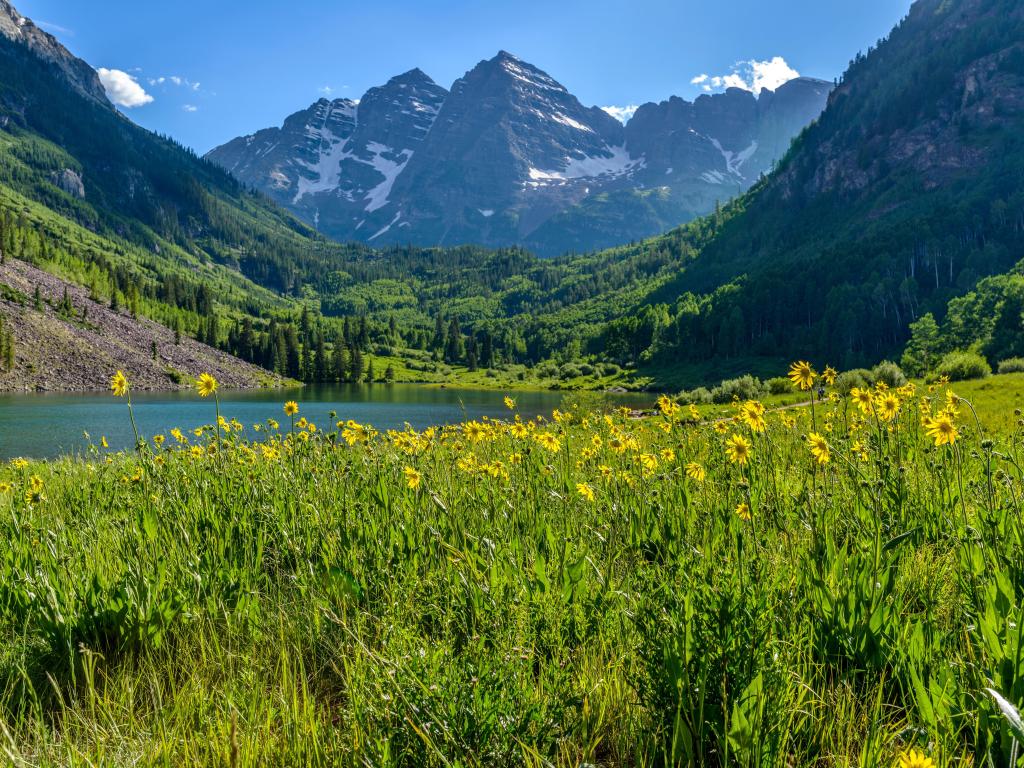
[709,138,759,177]
[293,129,354,202]
[368,211,402,241]
[527,145,644,187]
[363,142,413,212]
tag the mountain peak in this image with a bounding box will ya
[388,67,436,86]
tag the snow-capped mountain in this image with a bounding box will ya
[207,52,830,255]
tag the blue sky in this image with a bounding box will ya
[17,0,914,153]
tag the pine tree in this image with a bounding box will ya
[349,345,364,383]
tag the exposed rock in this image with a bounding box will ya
[0,257,284,393]
[50,168,84,198]
[0,0,110,107]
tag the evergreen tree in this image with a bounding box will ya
[445,317,464,363]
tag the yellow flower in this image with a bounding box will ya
[639,453,659,474]
[725,434,752,465]
[598,464,613,479]
[0,482,11,494]
[877,393,900,422]
[925,413,958,446]
[171,428,186,444]
[403,466,421,490]
[657,394,681,419]
[464,421,487,443]
[807,432,830,464]
[822,366,838,386]
[509,421,529,438]
[685,462,706,482]
[576,482,595,502]
[153,434,165,447]
[10,458,28,470]
[535,432,561,453]
[740,400,766,433]
[788,361,816,391]
[660,448,676,462]
[110,370,129,397]
[283,401,299,416]
[736,502,751,521]
[193,427,204,438]
[851,387,874,414]
[944,389,960,416]
[688,404,701,421]
[713,421,729,435]
[896,749,935,768]
[195,373,218,398]
[504,396,516,410]
[29,475,43,494]
[100,436,108,448]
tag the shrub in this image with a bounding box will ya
[578,363,595,376]
[835,369,872,395]
[766,377,790,395]
[937,350,991,381]
[559,364,581,380]
[870,361,907,388]
[600,362,621,377]
[998,357,1024,374]
[537,363,558,378]
[711,375,764,404]
[678,387,713,405]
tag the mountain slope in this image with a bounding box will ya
[208,53,829,256]
[611,0,1024,370]
[0,0,360,298]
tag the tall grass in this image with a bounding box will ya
[0,372,1022,766]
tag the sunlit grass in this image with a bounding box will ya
[0,368,1022,765]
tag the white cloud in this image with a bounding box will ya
[318,85,334,96]
[182,104,198,113]
[96,68,153,108]
[601,104,639,124]
[693,56,800,95]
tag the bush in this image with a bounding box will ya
[998,357,1024,374]
[870,361,907,389]
[766,377,790,395]
[559,364,581,380]
[937,350,991,381]
[711,375,764,405]
[578,363,595,376]
[537,363,558,378]
[835,368,872,395]
[678,387,713,405]
[600,362,621,377]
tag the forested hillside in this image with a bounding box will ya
[610,0,1024,371]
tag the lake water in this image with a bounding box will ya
[0,384,652,459]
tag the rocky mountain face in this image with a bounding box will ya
[208,53,830,256]
[0,0,109,106]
